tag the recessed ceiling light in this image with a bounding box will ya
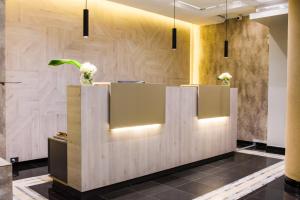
[256,3,288,12]
[177,1,201,10]
[229,1,248,9]
[250,9,288,19]
[250,2,288,19]
[206,5,217,10]
[217,1,248,10]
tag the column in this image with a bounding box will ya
[285,0,300,190]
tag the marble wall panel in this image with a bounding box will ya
[199,18,269,141]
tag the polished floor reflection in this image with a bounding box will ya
[240,176,300,200]
[13,150,297,200]
[13,159,48,181]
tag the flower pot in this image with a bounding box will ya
[222,79,230,86]
[80,73,93,86]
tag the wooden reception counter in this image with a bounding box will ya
[55,84,237,192]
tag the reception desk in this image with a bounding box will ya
[58,84,237,192]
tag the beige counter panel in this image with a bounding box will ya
[198,86,230,119]
[110,83,166,129]
[67,86,82,191]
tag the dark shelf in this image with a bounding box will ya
[0,82,22,85]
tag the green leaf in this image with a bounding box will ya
[48,59,81,69]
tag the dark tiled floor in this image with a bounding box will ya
[13,159,48,180]
[25,152,286,200]
[241,176,300,200]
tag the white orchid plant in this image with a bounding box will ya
[217,72,232,86]
[48,59,97,85]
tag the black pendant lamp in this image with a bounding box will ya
[172,0,177,49]
[83,0,89,38]
[224,0,229,58]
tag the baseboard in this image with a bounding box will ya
[52,152,234,199]
[237,140,285,155]
[285,176,300,196]
[237,140,266,150]
[266,146,285,155]
[255,142,267,150]
[237,140,253,148]
[12,158,48,178]
[12,158,48,167]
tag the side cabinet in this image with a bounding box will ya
[48,138,67,183]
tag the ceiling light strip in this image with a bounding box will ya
[177,1,201,10]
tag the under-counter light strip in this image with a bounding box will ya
[111,124,162,132]
[198,117,229,123]
[111,117,229,132]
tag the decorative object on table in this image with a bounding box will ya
[54,132,68,141]
[79,62,97,85]
[218,72,232,86]
[48,59,97,86]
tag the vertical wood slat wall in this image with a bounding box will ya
[0,0,5,158]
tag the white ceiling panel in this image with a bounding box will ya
[107,0,288,25]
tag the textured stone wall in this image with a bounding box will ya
[199,18,269,141]
[0,0,5,158]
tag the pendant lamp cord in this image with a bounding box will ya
[85,0,88,9]
[174,0,176,28]
[225,0,228,40]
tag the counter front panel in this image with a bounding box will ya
[110,83,166,129]
[198,86,230,119]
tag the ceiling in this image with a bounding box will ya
[108,0,288,25]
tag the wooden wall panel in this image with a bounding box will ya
[68,86,237,192]
[0,0,5,158]
[4,0,191,161]
[0,85,5,158]
[199,18,269,142]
